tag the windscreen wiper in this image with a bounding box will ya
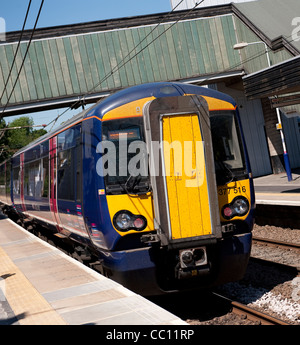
[105,184,126,194]
[215,160,235,185]
[124,174,151,195]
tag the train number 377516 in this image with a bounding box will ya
[218,186,247,196]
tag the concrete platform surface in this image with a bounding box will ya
[0,215,186,325]
[253,169,300,206]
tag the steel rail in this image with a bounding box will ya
[252,236,300,250]
[231,300,291,325]
[212,292,291,325]
[249,256,300,276]
[251,236,300,276]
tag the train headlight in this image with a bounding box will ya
[222,197,249,220]
[233,197,248,215]
[113,211,147,231]
[115,212,131,230]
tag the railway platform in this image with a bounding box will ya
[0,214,186,325]
[254,168,300,206]
[253,169,300,228]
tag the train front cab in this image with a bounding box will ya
[98,90,254,295]
[144,95,253,292]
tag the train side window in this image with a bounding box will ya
[0,164,5,199]
[24,163,29,196]
[57,124,81,201]
[42,157,49,198]
[57,149,74,201]
[23,156,49,199]
[24,161,40,197]
[13,166,20,195]
[75,138,82,202]
[6,160,11,198]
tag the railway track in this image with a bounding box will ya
[249,256,300,277]
[230,300,291,325]
[252,236,300,251]
[212,293,291,325]
[251,236,300,276]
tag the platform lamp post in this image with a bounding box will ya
[234,41,293,182]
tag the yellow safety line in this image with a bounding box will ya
[0,246,66,325]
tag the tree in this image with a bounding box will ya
[0,117,9,161]
[0,116,47,163]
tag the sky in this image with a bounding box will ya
[0,0,172,130]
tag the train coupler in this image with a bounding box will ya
[176,247,210,279]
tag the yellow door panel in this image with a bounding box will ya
[162,113,212,240]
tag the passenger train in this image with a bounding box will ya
[0,82,255,295]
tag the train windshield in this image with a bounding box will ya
[101,117,150,195]
[210,111,247,185]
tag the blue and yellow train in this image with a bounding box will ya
[0,82,255,295]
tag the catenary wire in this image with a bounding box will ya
[0,0,45,118]
[0,0,33,104]
[46,0,206,130]
[48,30,297,131]
[3,1,296,130]
[82,0,200,98]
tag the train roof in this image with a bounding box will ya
[12,82,236,157]
[11,106,91,157]
[83,82,237,120]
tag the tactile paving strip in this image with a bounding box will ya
[0,246,66,325]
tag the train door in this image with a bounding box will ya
[49,136,62,232]
[6,160,12,206]
[20,153,26,212]
[143,95,221,247]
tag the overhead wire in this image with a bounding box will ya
[46,0,196,130]
[196,31,298,89]
[47,2,296,131]
[0,0,45,118]
[46,29,300,130]
[0,0,33,104]
[46,0,206,130]
[2,0,296,130]
[82,0,202,98]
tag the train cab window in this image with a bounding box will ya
[101,117,150,195]
[210,111,247,185]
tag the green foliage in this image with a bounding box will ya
[0,116,47,163]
